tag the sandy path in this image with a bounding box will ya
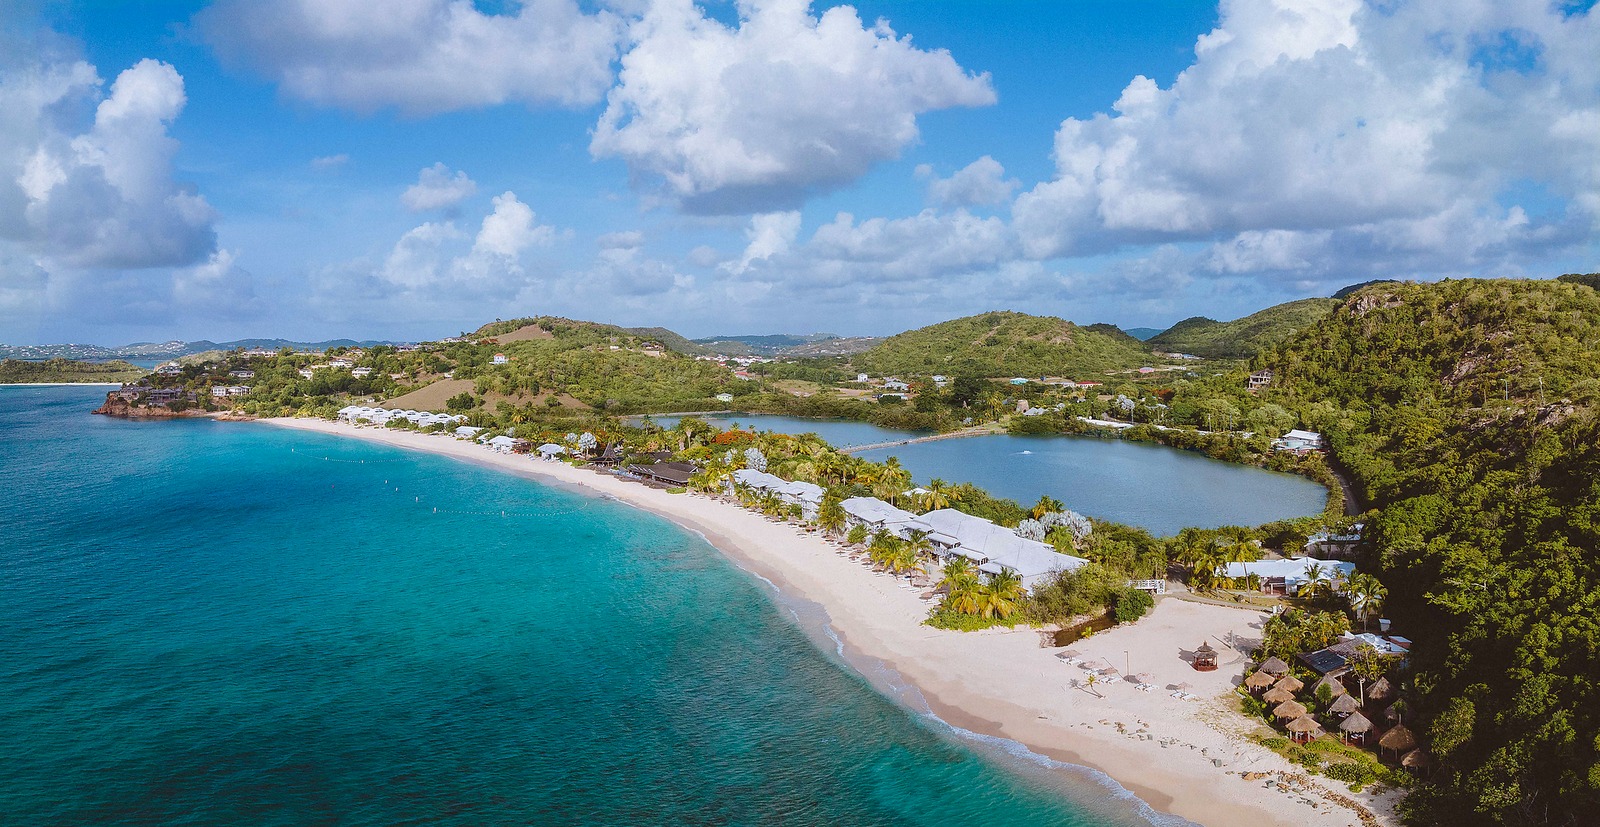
[256,417,1397,827]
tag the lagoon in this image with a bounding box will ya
[648,413,1326,535]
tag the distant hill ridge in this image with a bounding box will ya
[852,310,1152,378]
[1147,298,1339,359]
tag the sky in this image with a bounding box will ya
[1,0,1597,345]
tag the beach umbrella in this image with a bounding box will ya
[1285,715,1323,741]
[1273,700,1309,720]
[1133,672,1157,685]
[1314,674,1348,698]
[1263,686,1296,705]
[1258,656,1291,676]
[1173,682,1193,692]
[1338,711,1374,740]
[1366,676,1394,702]
[1244,670,1277,691]
[1378,724,1417,757]
[1328,693,1361,716]
[1058,649,1082,659]
[1273,675,1305,693]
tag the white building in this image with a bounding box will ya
[492,353,508,364]
[731,469,824,518]
[487,435,522,453]
[537,443,567,460]
[351,367,372,378]
[917,509,1087,592]
[1221,557,1356,595]
[1273,429,1323,453]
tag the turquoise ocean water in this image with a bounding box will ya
[0,387,1181,827]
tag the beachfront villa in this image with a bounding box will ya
[337,405,465,429]
[486,435,524,454]
[1221,557,1357,595]
[730,469,825,518]
[839,496,924,536]
[454,425,483,439]
[917,508,1088,591]
[537,443,567,460]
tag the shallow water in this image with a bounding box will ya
[1,387,1175,826]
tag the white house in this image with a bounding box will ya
[351,367,372,378]
[537,443,567,460]
[210,385,250,397]
[731,469,825,518]
[492,353,509,365]
[882,378,910,391]
[455,426,484,439]
[487,435,522,453]
[839,496,926,537]
[328,358,353,368]
[1222,557,1356,595]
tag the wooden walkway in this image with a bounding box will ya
[839,426,998,454]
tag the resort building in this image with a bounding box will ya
[537,443,567,460]
[1305,523,1364,557]
[839,497,925,537]
[210,385,251,397]
[454,426,484,439]
[729,470,824,518]
[486,435,525,454]
[917,508,1088,591]
[336,406,465,429]
[1221,557,1357,595]
[625,461,696,486]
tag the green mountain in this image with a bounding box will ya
[1148,297,1338,359]
[0,358,146,383]
[1262,279,1600,825]
[851,311,1151,378]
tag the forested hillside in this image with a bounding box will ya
[852,311,1151,378]
[0,358,145,383]
[1263,279,1600,826]
[1149,297,1338,359]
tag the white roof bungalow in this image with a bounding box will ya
[455,426,484,438]
[731,469,825,515]
[839,497,927,538]
[1222,557,1356,594]
[487,435,522,453]
[537,443,567,460]
[917,509,1086,591]
[1273,429,1323,453]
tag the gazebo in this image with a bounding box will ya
[1401,748,1435,776]
[1273,700,1309,721]
[1285,715,1324,743]
[1273,675,1305,694]
[1193,641,1218,671]
[1378,724,1417,760]
[1314,674,1348,698]
[1366,676,1394,703]
[1262,686,1296,705]
[1338,711,1374,744]
[1244,670,1277,692]
[1258,656,1291,676]
[1381,702,1404,724]
[1328,693,1362,717]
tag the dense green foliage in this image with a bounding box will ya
[851,311,1152,379]
[1148,298,1338,359]
[1263,279,1600,826]
[0,358,145,383]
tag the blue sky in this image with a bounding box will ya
[1,0,1596,345]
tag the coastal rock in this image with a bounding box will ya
[92,392,207,419]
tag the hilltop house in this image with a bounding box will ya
[1248,369,1274,391]
[492,353,508,364]
[210,385,250,397]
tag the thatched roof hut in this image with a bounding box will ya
[1314,674,1347,698]
[1285,715,1323,741]
[1263,686,1296,705]
[1273,700,1309,720]
[1401,748,1435,774]
[1258,656,1291,676]
[1379,724,1417,757]
[1338,711,1374,741]
[1382,702,1403,723]
[1328,693,1361,716]
[1193,641,1218,671]
[1244,670,1278,691]
[1273,675,1305,693]
[1366,676,1394,702]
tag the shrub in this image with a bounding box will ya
[1110,587,1154,623]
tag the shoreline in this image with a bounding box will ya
[0,382,126,387]
[255,416,1396,827]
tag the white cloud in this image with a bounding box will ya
[198,0,624,115]
[401,162,477,212]
[310,153,349,170]
[591,0,996,213]
[917,156,1017,208]
[725,211,800,274]
[1,56,217,269]
[1012,0,1600,265]
[172,248,262,317]
[472,191,550,259]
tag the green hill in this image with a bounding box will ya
[0,358,145,383]
[1148,297,1338,359]
[1262,279,1600,825]
[851,311,1151,378]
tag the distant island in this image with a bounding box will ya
[0,358,146,384]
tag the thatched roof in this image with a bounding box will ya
[1259,656,1291,675]
[1273,700,1309,720]
[1263,686,1296,705]
[1339,711,1374,734]
[1285,715,1323,734]
[1382,702,1403,722]
[1401,748,1434,769]
[1379,724,1417,752]
[1244,670,1278,689]
[1366,676,1394,701]
[1196,640,1216,654]
[1328,693,1361,715]
[1273,675,1305,693]
[1314,674,1348,698]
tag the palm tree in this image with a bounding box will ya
[1030,495,1064,520]
[919,478,954,511]
[1347,573,1388,630]
[817,495,847,537]
[978,570,1025,619]
[938,557,981,614]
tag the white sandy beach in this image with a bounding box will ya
[259,417,1398,827]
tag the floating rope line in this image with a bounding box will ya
[289,447,409,464]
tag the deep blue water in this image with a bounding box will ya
[645,413,1326,535]
[0,387,1172,827]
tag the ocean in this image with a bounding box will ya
[0,386,1175,827]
